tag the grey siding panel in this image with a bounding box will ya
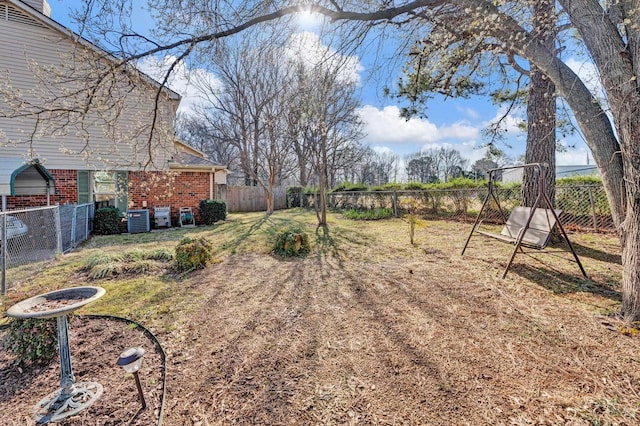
[0,4,179,171]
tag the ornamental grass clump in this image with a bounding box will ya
[2,318,58,367]
[273,228,311,257]
[174,236,214,273]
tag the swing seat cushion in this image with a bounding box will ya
[477,206,562,249]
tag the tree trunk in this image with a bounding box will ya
[317,135,329,226]
[523,0,556,208]
[555,0,640,320]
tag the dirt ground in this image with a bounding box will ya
[1,216,638,425]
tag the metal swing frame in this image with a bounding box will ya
[461,163,588,279]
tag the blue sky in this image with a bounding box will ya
[49,1,593,168]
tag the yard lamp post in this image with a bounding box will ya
[116,347,147,409]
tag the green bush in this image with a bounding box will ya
[93,208,122,235]
[199,200,227,225]
[343,208,394,220]
[383,183,403,191]
[174,236,214,273]
[557,175,602,185]
[273,228,311,257]
[144,248,174,261]
[404,182,427,190]
[438,177,482,190]
[332,182,368,192]
[2,318,58,367]
[286,186,305,208]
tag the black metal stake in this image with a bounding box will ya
[133,372,146,409]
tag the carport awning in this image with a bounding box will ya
[0,158,56,196]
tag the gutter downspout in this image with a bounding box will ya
[209,171,214,200]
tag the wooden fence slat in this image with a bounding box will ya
[225,186,287,213]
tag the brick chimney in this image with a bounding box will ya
[21,0,51,17]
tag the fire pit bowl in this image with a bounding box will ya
[6,286,105,319]
[6,286,106,423]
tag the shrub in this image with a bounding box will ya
[82,248,173,279]
[439,177,482,190]
[332,182,368,192]
[199,200,227,225]
[343,208,394,220]
[557,175,602,185]
[93,208,122,235]
[2,318,58,367]
[125,259,159,275]
[287,186,304,208]
[83,252,121,270]
[273,228,311,257]
[174,236,213,273]
[383,183,403,191]
[404,182,427,190]
[122,248,146,262]
[144,248,174,262]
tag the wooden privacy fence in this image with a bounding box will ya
[226,186,287,212]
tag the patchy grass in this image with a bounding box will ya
[1,210,635,425]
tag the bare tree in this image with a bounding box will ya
[438,147,468,182]
[192,33,296,213]
[406,150,439,183]
[174,113,238,169]
[287,41,364,224]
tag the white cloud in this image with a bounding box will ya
[358,105,480,145]
[372,146,396,155]
[358,104,490,164]
[286,32,363,84]
[137,56,220,115]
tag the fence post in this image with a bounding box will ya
[588,186,598,232]
[393,191,398,218]
[1,214,6,295]
[55,206,63,254]
[71,205,78,249]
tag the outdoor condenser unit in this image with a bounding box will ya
[127,209,150,234]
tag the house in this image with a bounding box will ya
[0,0,227,225]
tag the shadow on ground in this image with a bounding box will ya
[570,241,622,265]
[512,262,621,302]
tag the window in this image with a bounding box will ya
[77,171,128,211]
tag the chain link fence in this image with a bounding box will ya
[1,204,94,294]
[315,184,615,233]
[59,203,94,253]
[1,206,61,294]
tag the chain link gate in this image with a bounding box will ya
[1,206,62,294]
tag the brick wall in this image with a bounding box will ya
[5,169,215,227]
[4,169,78,210]
[128,170,215,225]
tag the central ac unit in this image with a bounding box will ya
[127,209,150,234]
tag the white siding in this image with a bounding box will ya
[21,0,49,16]
[0,1,180,172]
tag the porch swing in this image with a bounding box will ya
[461,163,588,279]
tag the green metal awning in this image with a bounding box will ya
[0,158,56,196]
